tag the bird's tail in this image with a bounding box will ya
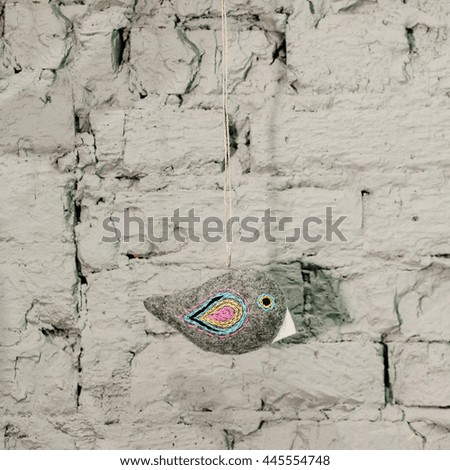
[143,295,169,322]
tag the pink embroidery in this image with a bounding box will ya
[180,288,247,320]
[181,288,251,339]
[206,306,235,322]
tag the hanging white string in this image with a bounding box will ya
[221,0,232,268]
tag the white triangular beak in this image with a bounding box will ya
[272,308,297,343]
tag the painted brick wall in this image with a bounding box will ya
[1,0,450,450]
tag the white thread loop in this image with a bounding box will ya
[221,0,232,268]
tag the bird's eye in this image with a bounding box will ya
[257,293,275,311]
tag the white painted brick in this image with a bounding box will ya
[130,26,279,99]
[409,421,450,450]
[75,185,360,268]
[128,337,383,413]
[364,183,450,257]
[331,0,377,13]
[77,217,120,273]
[0,329,77,415]
[339,271,399,338]
[3,3,69,70]
[124,105,223,176]
[0,72,75,155]
[403,407,450,428]
[130,27,195,96]
[251,96,450,178]
[0,158,78,418]
[0,158,77,331]
[96,420,227,449]
[68,8,131,107]
[236,420,422,450]
[300,421,423,450]
[1,415,76,450]
[392,267,450,341]
[90,109,126,176]
[287,12,408,93]
[390,342,450,407]
[234,421,298,450]
[135,0,294,17]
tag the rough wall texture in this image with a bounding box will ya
[1,0,450,450]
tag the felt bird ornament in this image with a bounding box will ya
[144,268,288,355]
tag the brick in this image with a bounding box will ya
[339,271,400,338]
[393,267,450,341]
[68,8,131,107]
[0,72,75,155]
[298,421,422,450]
[75,181,360,269]
[0,329,78,415]
[128,337,383,413]
[403,406,450,428]
[0,157,78,417]
[409,421,450,450]
[2,415,76,450]
[251,96,450,178]
[236,419,422,449]
[135,0,294,17]
[287,12,408,94]
[364,183,450,257]
[130,26,280,99]
[234,421,298,450]
[123,105,223,176]
[390,342,450,407]
[96,420,226,449]
[3,3,69,70]
[0,158,77,332]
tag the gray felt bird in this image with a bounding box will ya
[144,268,287,355]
